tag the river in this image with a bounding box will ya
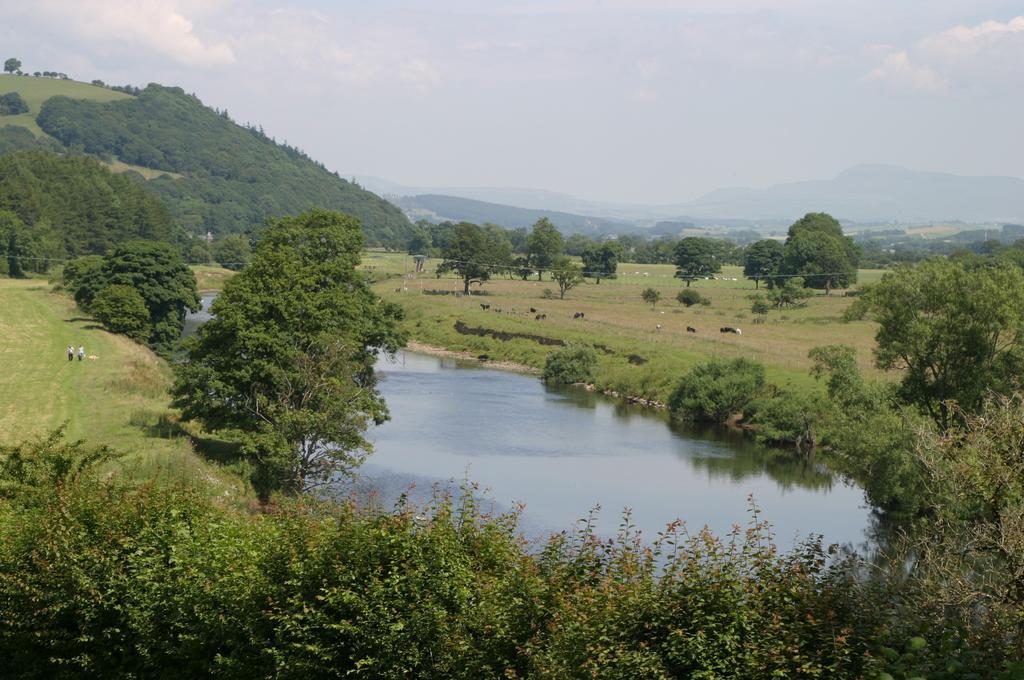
[184,297,872,549]
[356,351,871,550]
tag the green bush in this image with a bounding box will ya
[211,234,251,271]
[542,344,598,384]
[746,387,824,451]
[0,91,28,116]
[90,284,150,341]
[668,357,766,422]
[0,431,1019,678]
[676,288,708,307]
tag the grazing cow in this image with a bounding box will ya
[535,313,547,320]
[480,303,490,311]
[719,326,742,335]
[573,312,585,319]
[655,324,662,331]
[686,326,697,333]
[529,307,537,313]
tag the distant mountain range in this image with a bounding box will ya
[360,164,1024,229]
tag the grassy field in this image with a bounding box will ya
[0,74,130,136]
[0,278,248,497]
[192,264,236,292]
[367,252,888,403]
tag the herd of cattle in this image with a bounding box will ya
[477,302,741,336]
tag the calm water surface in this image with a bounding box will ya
[182,302,872,549]
[358,351,871,549]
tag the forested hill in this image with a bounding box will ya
[0,152,177,271]
[22,83,410,244]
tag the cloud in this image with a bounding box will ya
[865,15,1024,94]
[12,0,234,66]
[920,15,1024,60]
[864,50,947,93]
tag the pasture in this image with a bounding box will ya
[368,252,888,403]
[0,278,247,496]
[0,74,129,136]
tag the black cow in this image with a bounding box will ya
[535,313,546,320]
[529,307,537,313]
[480,303,490,311]
[686,326,697,333]
[573,312,585,319]
[719,326,742,335]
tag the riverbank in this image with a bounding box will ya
[0,278,248,498]
[405,340,540,374]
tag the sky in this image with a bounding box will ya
[3,0,1023,203]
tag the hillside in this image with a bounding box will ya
[0,152,178,272]
[393,193,638,235]
[0,77,412,245]
[678,164,1024,223]
[0,74,128,136]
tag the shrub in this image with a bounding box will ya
[543,344,598,384]
[746,387,824,451]
[668,357,766,422]
[641,287,661,307]
[677,288,704,306]
[90,284,151,340]
[541,288,556,300]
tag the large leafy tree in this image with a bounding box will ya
[100,241,200,353]
[526,217,564,280]
[172,209,406,494]
[3,58,20,74]
[90,285,150,341]
[743,239,784,289]
[779,213,859,294]
[673,237,726,286]
[846,258,1024,430]
[581,241,621,283]
[437,222,501,294]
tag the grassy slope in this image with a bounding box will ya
[191,264,236,292]
[0,278,247,496]
[0,75,129,136]
[367,252,887,403]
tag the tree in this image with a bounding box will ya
[779,213,859,294]
[62,255,107,308]
[580,241,621,283]
[0,211,28,278]
[0,92,29,116]
[172,209,406,495]
[436,222,498,294]
[845,259,1024,430]
[642,287,661,308]
[90,285,150,341]
[99,241,200,353]
[526,217,564,280]
[211,234,252,271]
[3,58,21,75]
[743,239,784,289]
[673,237,726,286]
[551,256,583,299]
[767,276,814,308]
[542,343,598,384]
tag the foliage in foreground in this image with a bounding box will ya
[1,432,1021,678]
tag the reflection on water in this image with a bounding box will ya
[348,351,870,549]
[180,293,216,340]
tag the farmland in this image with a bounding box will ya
[365,251,887,403]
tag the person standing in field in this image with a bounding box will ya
[78,345,85,361]
[67,345,74,362]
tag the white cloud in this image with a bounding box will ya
[921,15,1024,60]
[14,0,234,66]
[864,50,947,93]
